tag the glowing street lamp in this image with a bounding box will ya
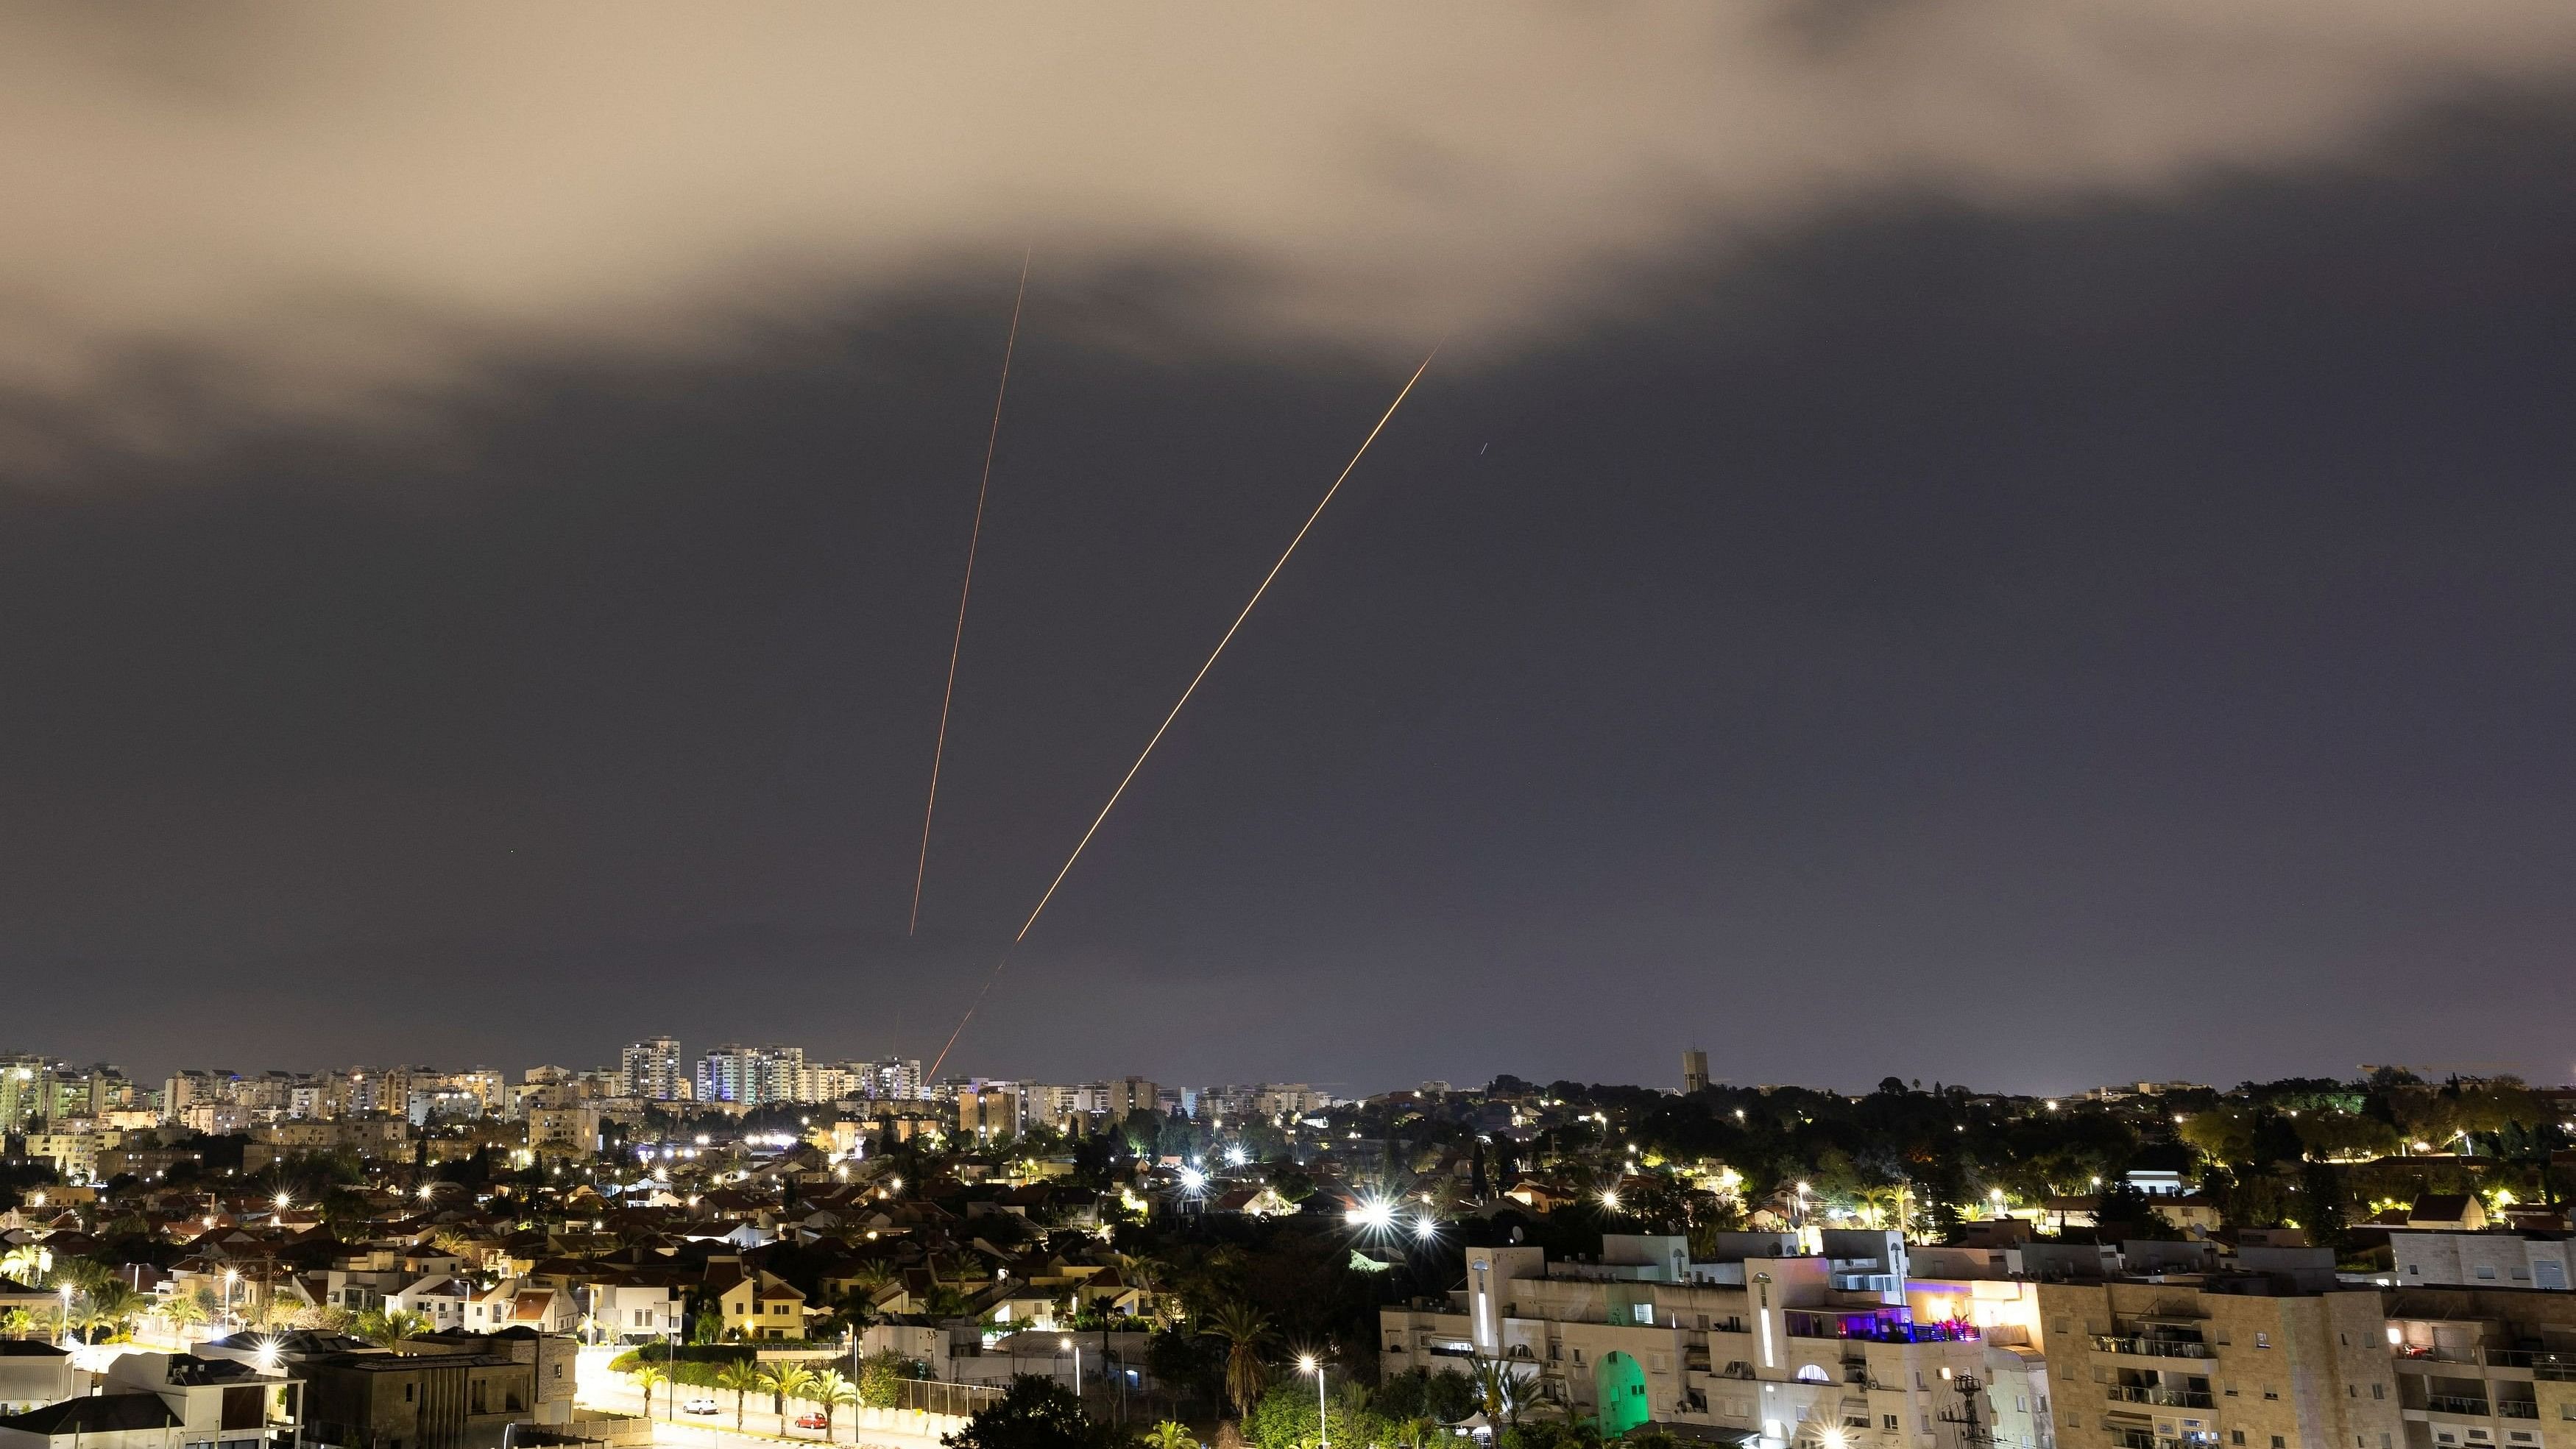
[58,1285,73,1343]
[1299,1354,1326,1448]
[1061,1336,1081,1397]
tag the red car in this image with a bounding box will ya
[794,1414,829,1431]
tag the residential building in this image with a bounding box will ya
[707,1262,806,1342]
[387,1277,475,1334]
[0,1345,77,1417]
[1103,1077,1158,1121]
[0,1350,302,1449]
[2037,1262,2399,1449]
[2376,1283,2576,1448]
[693,1045,802,1107]
[2392,1230,2576,1292]
[618,1038,682,1102]
[958,1085,1025,1143]
[1683,1049,1710,1094]
[1382,1232,2041,1448]
[299,1347,534,1449]
[526,1105,600,1157]
[22,1133,96,1183]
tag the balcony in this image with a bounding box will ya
[2499,1401,2539,1420]
[2425,1395,2492,1416]
[2092,1335,2214,1361]
[2108,1386,2215,1409]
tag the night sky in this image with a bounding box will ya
[5,8,2575,1094]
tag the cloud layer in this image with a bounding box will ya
[6,1,2575,467]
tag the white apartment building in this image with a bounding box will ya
[694,1044,804,1105]
[619,1038,684,1100]
[2393,1230,2576,1292]
[1382,1233,2049,1449]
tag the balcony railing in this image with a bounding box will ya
[2499,1401,2539,1420]
[2107,1386,2215,1409]
[2092,1336,2214,1360]
[2425,1395,2492,1416]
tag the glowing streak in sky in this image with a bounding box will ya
[926,344,1440,1076]
[910,249,1031,936]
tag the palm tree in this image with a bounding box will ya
[82,1283,147,1342]
[761,1361,818,1425]
[353,1308,432,1353]
[629,1364,669,1417]
[0,1246,52,1286]
[1206,1303,1272,1419]
[158,1292,210,1342]
[807,1368,860,1441]
[1467,1354,1529,1431]
[1144,1421,1198,1449]
[1392,1417,1437,1449]
[718,1359,765,1431]
[0,1308,33,1341]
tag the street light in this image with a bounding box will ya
[1299,1355,1325,1449]
[58,1285,72,1344]
[1061,1336,1080,1398]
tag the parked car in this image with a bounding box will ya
[795,1413,829,1430]
[682,1397,721,1416]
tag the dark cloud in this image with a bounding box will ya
[7,3,2576,467]
[3,51,2574,1093]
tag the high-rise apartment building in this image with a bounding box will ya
[1682,1048,1710,1094]
[1104,1076,1158,1121]
[693,1044,805,1105]
[620,1036,683,1100]
[958,1084,1025,1141]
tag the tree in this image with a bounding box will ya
[0,1245,50,1285]
[80,1283,147,1342]
[1205,1303,1272,1419]
[353,1308,432,1353]
[762,1361,818,1421]
[807,1369,861,1441]
[1467,1355,1532,1431]
[631,1364,669,1417]
[857,1349,911,1409]
[1143,1423,1198,1449]
[718,1359,765,1430]
[158,1291,210,1341]
[942,1375,1116,1449]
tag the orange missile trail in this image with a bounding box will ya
[909,249,1031,936]
[927,344,1440,1077]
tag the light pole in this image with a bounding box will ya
[223,1269,239,1331]
[1299,1354,1325,1449]
[1061,1336,1080,1400]
[58,1285,73,1345]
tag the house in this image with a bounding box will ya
[0,1351,299,1449]
[461,1283,576,1336]
[707,1263,806,1341]
[2408,1194,2491,1231]
[387,1277,476,1333]
[0,1345,76,1417]
[0,1393,185,1449]
[300,1349,534,1449]
[576,1275,686,1343]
